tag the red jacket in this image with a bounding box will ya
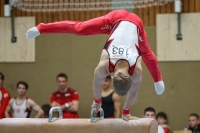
[0,87,11,118]
[37,9,162,82]
[50,88,79,118]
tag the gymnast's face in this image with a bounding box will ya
[102,79,111,90]
[144,111,155,119]
[157,117,167,125]
[17,84,27,96]
[57,77,67,90]
[189,116,199,128]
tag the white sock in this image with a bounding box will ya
[154,81,165,95]
[26,27,40,40]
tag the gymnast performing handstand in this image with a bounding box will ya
[26,9,165,122]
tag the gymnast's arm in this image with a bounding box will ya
[139,32,164,94]
[50,92,79,112]
[5,98,14,118]
[51,101,78,112]
[93,63,108,100]
[112,93,122,118]
[123,57,142,120]
[91,51,109,112]
[28,99,44,118]
[93,50,110,101]
[64,100,79,112]
[123,78,140,110]
[50,100,71,110]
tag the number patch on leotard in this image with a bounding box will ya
[110,45,133,60]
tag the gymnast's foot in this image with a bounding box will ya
[26,27,40,40]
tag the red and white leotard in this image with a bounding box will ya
[36,9,162,82]
[12,97,32,118]
[104,21,141,75]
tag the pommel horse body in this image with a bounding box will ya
[0,107,158,133]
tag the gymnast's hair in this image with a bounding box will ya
[106,75,112,80]
[17,81,29,90]
[190,113,199,120]
[42,104,51,116]
[113,69,132,96]
[156,112,168,123]
[57,73,68,80]
[0,72,5,81]
[144,107,156,115]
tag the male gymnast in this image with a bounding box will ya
[26,9,165,121]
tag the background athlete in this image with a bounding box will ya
[100,75,121,118]
[5,81,44,118]
[26,9,165,121]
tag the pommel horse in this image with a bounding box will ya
[0,107,158,133]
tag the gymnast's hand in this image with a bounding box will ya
[122,114,139,122]
[91,101,102,113]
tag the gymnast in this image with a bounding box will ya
[26,9,165,122]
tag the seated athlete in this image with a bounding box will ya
[26,9,165,121]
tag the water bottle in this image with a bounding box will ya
[184,126,188,133]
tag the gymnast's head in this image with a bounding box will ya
[113,69,132,96]
[57,73,68,91]
[16,81,29,96]
[143,107,156,118]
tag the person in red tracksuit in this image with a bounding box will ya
[50,73,79,118]
[0,72,11,118]
[26,9,165,121]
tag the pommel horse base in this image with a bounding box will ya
[0,107,158,133]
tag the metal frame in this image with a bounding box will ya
[48,107,63,123]
[176,12,182,40]
[11,6,17,43]
[90,108,104,123]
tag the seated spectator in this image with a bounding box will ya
[5,81,44,118]
[41,104,51,118]
[143,107,164,133]
[101,75,121,118]
[188,113,200,133]
[156,112,170,133]
[0,72,11,118]
[50,73,79,118]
